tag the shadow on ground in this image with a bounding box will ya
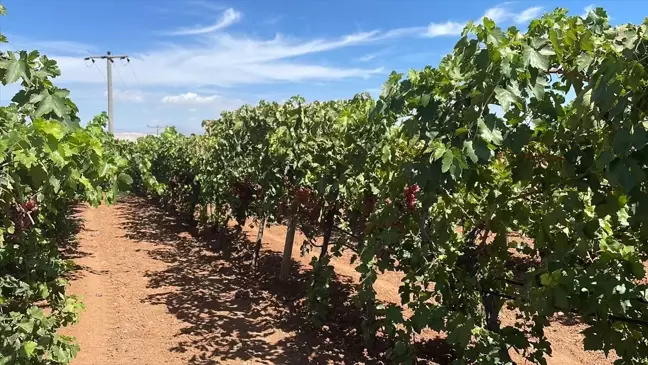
[116,196,445,365]
[59,204,101,280]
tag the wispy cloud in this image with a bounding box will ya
[54,30,386,87]
[106,89,146,103]
[160,92,248,118]
[47,3,543,90]
[168,8,242,35]
[480,4,544,24]
[514,6,543,23]
[187,0,226,13]
[161,92,221,105]
[357,53,379,62]
[426,21,465,37]
[6,35,97,55]
[582,4,596,17]
[118,90,145,103]
[482,7,512,23]
[425,5,544,37]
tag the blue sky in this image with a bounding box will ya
[1,0,647,136]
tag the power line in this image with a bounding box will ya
[114,63,128,90]
[86,58,106,81]
[124,57,143,89]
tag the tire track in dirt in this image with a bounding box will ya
[62,201,195,365]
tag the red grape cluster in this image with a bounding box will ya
[10,198,39,232]
[296,186,321,225]
[362,194,377,218]
[232,180,263,205]
[403,184,420,211]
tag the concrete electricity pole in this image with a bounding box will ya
[84,51,128,134]
[147,124,168,136]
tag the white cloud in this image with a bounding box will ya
[187,0,226,13]
[53,30,386,87]
[426,5,544,37]
[483,7,511,23]
[356,53,378,62]
[514,6,543,23]
[6,35,97,55]
[110,89,146,103]
[168,8,242,35]
[582,4,596,18]
[160,93,247,114]
[381,26,426,39]
[35,3,544,91]
[426,21,465,37]
[161,92,220,105]
[481,5,544,24]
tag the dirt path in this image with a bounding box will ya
[62,196,614,365]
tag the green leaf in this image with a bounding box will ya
[3,56,27,84]
[420,94,431,107]
[528,78,546,100]
[596,150,615,169]
[507,124,533,153]
[575,88,593,113]
[34,119,65,140]
[441,149,454,173]
[512,161,533,182]
[117,173,133,191]
[478,118,503,145]
[613,128,632,155]
[34,90,68,118]
[494,86,518,112]
[576,53,593,72]
[30,164,48,187]
[523,46,549,71]
[50,175,61,193]
[18,319,34,334]
[21,341,38,359]
[381,144,391,163]
[463,140,478,163]
[411,305,431,331]
[486,28,505,46]
[447,317,474,348]
[582,326,604,352]
[385,305,404,324]
[540,273,552,286]
[473,138,491,161]
[432,144,446,161]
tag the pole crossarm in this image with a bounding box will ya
[84,55,128,60]
[84,51,128,134]
[147,124,168,135]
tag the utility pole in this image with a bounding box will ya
[84,51,128,134]
[147,124,168,136]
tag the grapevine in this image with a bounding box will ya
[124,7,648,365]
[0,5,131,363]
